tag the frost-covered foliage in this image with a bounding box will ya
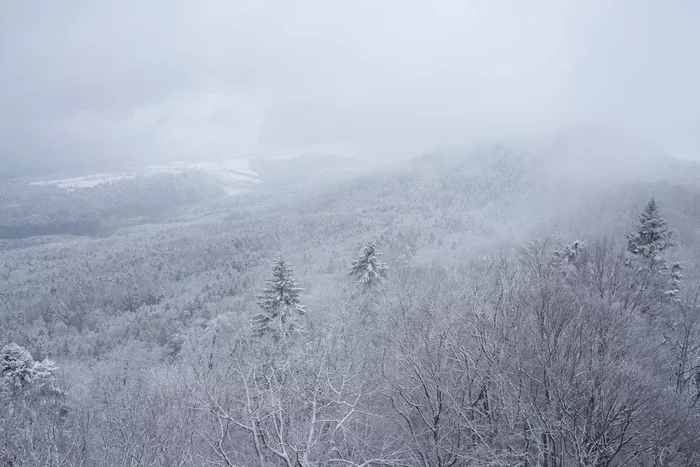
[627,198,674,264]
[4,143,700,465]
[0,172,221,239]
[552,239,583,267]
[251,256,306,339]
[0,342,56,391]
[666,261,684,298]
[623,199,684,315]
[0,343,64,467]
[121,283,143,312]
[348,242,388,290]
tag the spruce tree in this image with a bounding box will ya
[349,242,388,291]
[627,198,674,265]
[251,256,306,339]
[626,198,683,312]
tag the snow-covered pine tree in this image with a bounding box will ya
[0,342,56,391]
[625,199,683,314]
[1,343,33,389]
[251,256,306,340]
[349,242,388,291]
[54,299,70,325]
[627,198,674,265]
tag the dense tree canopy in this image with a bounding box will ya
[3,146,700,465]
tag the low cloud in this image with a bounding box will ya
[1,0,699,168]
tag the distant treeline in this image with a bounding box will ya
[0,173,221,239]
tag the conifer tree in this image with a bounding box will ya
[0,342,56,391]
[251,256,306,339]
[626,199,683,312]
[627,198,674,265]
[349,242,388,291]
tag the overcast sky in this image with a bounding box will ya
[1,0,699,168]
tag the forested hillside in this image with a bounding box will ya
[0,172,222,239]
[3,137,700,466]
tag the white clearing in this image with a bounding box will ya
[29,158,261,195]
[146,158,261,184]
[30,173,136,190]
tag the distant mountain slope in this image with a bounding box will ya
[24,154,366,195]
[250,153,363,186]
[8,127,700,259]
[0,172,223,239]
[226,126,700,264]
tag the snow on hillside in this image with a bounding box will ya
[146,158,261,183]
[30,173,137,190]
[28,158,262,193]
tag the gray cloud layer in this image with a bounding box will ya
[1,0,699,168]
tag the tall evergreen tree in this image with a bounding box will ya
[626,199,683,314]
[627,198,674,264]
[251,256,306,339]
[349,242,388,290]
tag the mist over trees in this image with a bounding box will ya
[4,0,700,463]
[0,172,222,239]
[4,141,700,467]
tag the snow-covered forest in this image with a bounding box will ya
[4,1,700,465]
[4,132,700,466]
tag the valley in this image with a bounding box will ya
[3,2,699,463]
[3,129,700,465]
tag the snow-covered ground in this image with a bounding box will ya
[30,173,136,190]
[28,158,261,193]
[146,158,261,183]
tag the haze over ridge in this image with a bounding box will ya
[1,0,699,168]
